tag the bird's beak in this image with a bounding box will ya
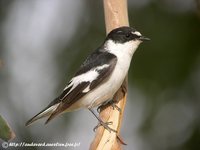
[139,36,150,41]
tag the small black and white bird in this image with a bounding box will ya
[26,26,149,131]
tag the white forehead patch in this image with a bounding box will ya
[117,30,123,33]
[132,31,141,36]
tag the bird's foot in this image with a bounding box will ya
[93,120,117,133]
[111,103,121,112]
[89,108,117,133]
[97,100,121,113]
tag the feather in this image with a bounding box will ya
[25,98,60,126]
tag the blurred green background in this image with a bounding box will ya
[0,0,200,149]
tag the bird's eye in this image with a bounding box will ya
[125,33,131,38]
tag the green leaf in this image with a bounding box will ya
[0,115,15,141]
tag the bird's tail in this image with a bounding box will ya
[25,103,59,126]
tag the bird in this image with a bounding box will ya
[25,26,150,132]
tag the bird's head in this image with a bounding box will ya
[104,26,150,56]
[106,26,150,44]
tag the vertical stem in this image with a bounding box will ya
[103,0,129,33]
[90,0,129,149]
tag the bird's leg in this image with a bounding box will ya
[89,108,117,133]
[97,100,121,113]
[97,82,127,113]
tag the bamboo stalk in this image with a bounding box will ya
[90,0,129,149]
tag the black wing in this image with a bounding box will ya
[61,51,117,103]
[45,50,117,123]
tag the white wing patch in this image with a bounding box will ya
[64,64,110,94]
[82,85,90,93]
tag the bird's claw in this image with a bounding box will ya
[93,123,101,132]
[97,100,121,113]
[93,121,117,133]
[111,103,121,112]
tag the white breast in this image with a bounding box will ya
[66,40,140,111]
